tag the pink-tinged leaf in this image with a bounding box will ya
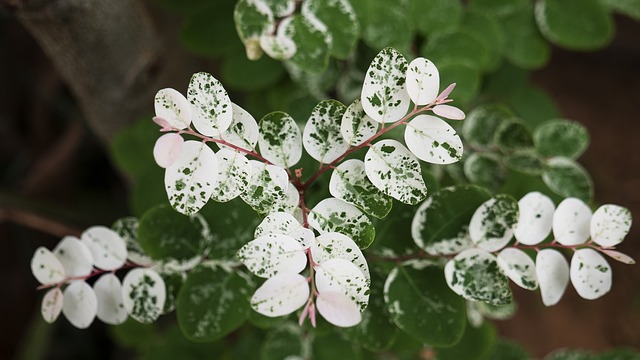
[152,116,173,130]
[536,249,569,306]
[41,287,63,324]
[62,281,97,329]
[154,88,191,129]
[251,273,309,317]
[601,250,635,264]
[432,105,465,120]
[435,83,456,102]
[316,290,361,327]
[31,247,66,285]
[54,236,94,277]
[153,133,184,169]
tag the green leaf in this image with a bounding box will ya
[138,204,212,261]
[504,150,545,175]
[460,11,506,71]
[407,0,463,35]
[221,53,285,91]
[138,325,224,360]
[160,271,185,314]
[180,2,243,58]
[260,323,304,360]
[177,266,252,342]
[488,339,532,360]
[372,202,425,258]
[507,85,561,129]
[111,118,157,179]
[494,119,534,151]
[302,100,349,164]
[542,157,593,202]
[463,153,507,192]
[600,0,640,20]
[258,111,302,168]
[131,166,167,217]
[384,261,466,346]
[234,0,274,50]
[283,14,331,72]
[467,0,530,17]
[468,195,519,252]
[412,185,491,255]
[501,4,550,69]
[303,0,359,59]
[534,119,590,159]
[359,0,413,51]
[438,63,482,104]
[462,103,514,148]
[308,197,376,249]
[535,0,614,51]
[421,31,493,72]
[314,330,363,360]
[434,321,497,360]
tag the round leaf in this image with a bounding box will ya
[81,226,128,271]
[62,281,97,329]
[514,191,555,245]
[533,119,589,159]
[310,232,370,281]
[536,249,569,306]
[404,114,463,164]
[308,197,375,249]
[463,152,507,192]
[122,268,166,324]
[590,204,632,247]
[93,273,128,325]
[497,248,538,290]
[31,247,66,285]
[315,258,369,311]
[302,0,359,59]
[210,149,251,202]
[469,195,518,252]
[405,57,440,105]
[316,290,361,327]
[303,100,349,164]
[570,248,612,300]
[258,111,302,168]
[154,88,191,130]
[251,273,309,317]
[187,72,233,136]
[153,133,184,169]
[254,212,313,249]
[361,48,411,123]
[220,103,260,151]
[282,14,331,72]
[553,197,592,246]
[543,157,593,202]
[112,217,154,266]
[237,233,307,278]
[340,98,378,147]
[54,236,94,277]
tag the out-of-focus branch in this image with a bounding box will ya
[0,207,82,238]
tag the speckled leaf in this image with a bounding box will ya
[234,0,274,58]
[497,248,538,290]
[81,226,128,271]
[258,111,302,168]
[570,248,612,300]
[406,57,440,105]
[361,48,411,123]
[237,233,306,278]
[177,266,252,341]
[533,119,589,159]
[187,72,233,136]
[122,268,166,324]
[310,232,370,281]
[536,249,569,306]
[504,150,545,175]
[601,250,635,265]
[514,192,555,245]
[62,281,97,329]
[405,115,463,164]
[93,273,128,325]
[41,288,63,324]
[282,14,331,72]
[251,273,309,317]
[461,103,512,149]
[329,159,392,219]
[220,103,260,151]
[31,247,66,285]
[303,0,359,59]
[590,204,632,247]
[463,152,506,192]
[153,133,184,169]
[316,290,361,327]
[340,98,378,147]
[112,217,154,267]
[254,212,314,249]
[303,100,349,164]
[553,197,592,246]
[383,261,466,346]
[445,248,512,305]
[259,21,296,60]
[494,120,533,151]
[54,236,94,277]
[315,258,369,311]
[308,197,375,249]
[469,195,518,252]
[240,161,292,215]
[263,0,295,16]
[154,88,191,130]
[543,157,593,202]
[364,139,427,205]
[210,149,250,202]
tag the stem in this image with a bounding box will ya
[36,261,143,290]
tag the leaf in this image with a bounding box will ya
[63,281,98,329]
[282,14,331,72]
[308,197,376,249]
[508,85,561,129]
[502,4,550,69]
[303,100,349,164]
[434,321,497,360]
[543,157,593,202]
[461,104,513,149]
[421,31,493,71]
[41,288,63,324]
[153,133,184,169]
[445,248,512,305]
[494,120,534,151]
[433,105,465,120]
[316,291,362,327]
[259,22,296,60]
[220,103,260,151]
[361,48,411,123]
[122,268,166,324]
[407,0,463,35]
[552,197,592,246]
[177,266,252,341]
[601,250,635,265]
[364,139,427,205]
[404,114,463,164]
[497,248,538,290]
[251,273,309,317]
[94,273,128,325]
[310,232,370,281]
[467,0,529,17]
[406,57,440,105]
[412,185,491,255]
[80,226,128,271]
[536,249,570,306]
[591,204,632,247]
[513,191,555,245]
[31,247,66,285]
[463,152,507,192]
[570,248,612,300]
[237,233,307,278]
[504,150,545,175]
[535,0,614,50]
[469,195,519,252]
[329,159,392,219]
[233,0,274,55]
[384,261,466,346]
[179,1,242,58]
[258,111,302,168]
[534,119,589,159]
[315,258,370,311]
[459,10,506,72]
[340,98,379,147]
[210,149,250,203]
[240,161,294,215]
[302,0,359,59]
[438,63,481,104]
[261,324,305,360]
[600,0,640,20]
[164,140,217,215]
[187,72,233,136]
[254,212,314,249]
[54,236,94,277]
[222,52,286,91]
[112,217,154,267]
[154,88,191,130]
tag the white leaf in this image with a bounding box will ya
[237,233,307,278]
[259,29,296,60]
[220,103,259,151]
[310,232,370,281]
[514,192,555,245]
[303,100,349,164]
[258,111,302,168]
[251,273,309,317]
[316,290,361,327]
[601,250,635,265]
[405,57,439,105]
[404,114,463,164]
[553,197,592,246]
[154,88,191,129]
[54,236,94,277]
[340,98,378,147]
[254,212,314,249]
[187,72,233,136]
[469,195,518,252]
[432,105,465,120]
[164,140,218,215]
[361,48,411,123]
[112,217,154,267]
[153,133,184,168]
[81,226,128,271]
[315,258,369,311]
[536,249,570,306]
[590,204,632,247]
[570,248,612,300]
[307,197,374,249]
[364,139,427,205]
[210,149,251,202]
[122,268,166,324]
[62,281,97,329]
[93,273,128,325]
[497,248,538,290]
[41,288,63,324]
[31,247,66,285]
